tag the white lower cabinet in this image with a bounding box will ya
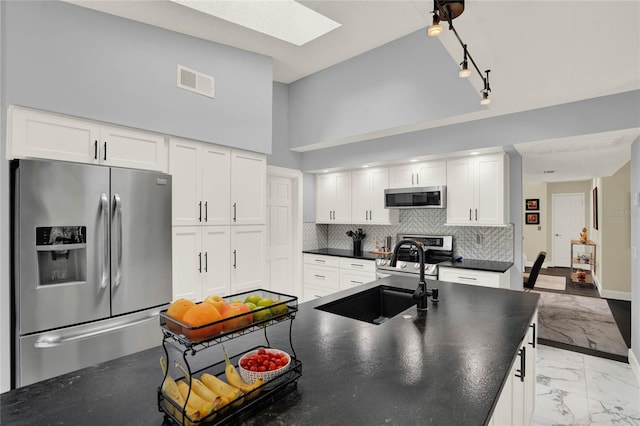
[303,254,375,301]
[172,225,264,300]
[490,309,537,426]
[438,267,510,289]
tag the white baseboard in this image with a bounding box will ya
[629,349,640,385]
[524,261,551,269]
[599,289,632,301]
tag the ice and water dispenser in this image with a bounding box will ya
[35,226,87,285]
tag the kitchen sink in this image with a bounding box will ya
[315,285,415,325]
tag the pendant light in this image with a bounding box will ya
[427,13,443,37]
[459,44,471,78]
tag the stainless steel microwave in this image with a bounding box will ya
[384,185,446,209]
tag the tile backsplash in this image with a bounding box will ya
[303,209,513,262]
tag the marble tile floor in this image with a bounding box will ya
[534,344,640,425]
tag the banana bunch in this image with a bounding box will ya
[223,345,264,399]
[160,357,220,424]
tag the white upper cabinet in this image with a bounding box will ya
[351,168,399,224]
[8,106,168,172]
[231,150,267,225]
[170,138,231,226]
[316,172,351,224]
[389,161,446,188]
[446,153,509,226]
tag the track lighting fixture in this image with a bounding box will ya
[427,0,493,105]
[458,44,471,78]
[427,13,443,37]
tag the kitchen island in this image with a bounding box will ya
[1,275,539,425]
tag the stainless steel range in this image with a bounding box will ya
[375,235,453,280]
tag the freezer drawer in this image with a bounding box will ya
[17,307,165,387]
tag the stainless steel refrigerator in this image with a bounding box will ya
[12,159,172,387]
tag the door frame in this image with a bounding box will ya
[266,165,303,299]
[551,192,585,267]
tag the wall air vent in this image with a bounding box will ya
[543,170,556,174]
[177,65,215,98]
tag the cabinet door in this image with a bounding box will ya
[9,106,100,164]
[475,154,506,225]
[201,226,231,297]
[315,173,334,223]
[524,312,538,425]
[446,157,475,224]
[231,226,266,293]
[416,161,446,187]
[172,227,202,301]
[231,150,266,225]
[201,145,231,225]
[100,125,167,172]
[351,169,371,223]
[388,164,416,188]
[333,172,352,223]
[369,168,397,223]
[169,139,202,226]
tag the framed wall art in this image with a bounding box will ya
[525,212,540,225]
[525,199,539,211]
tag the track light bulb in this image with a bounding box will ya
[427,13,443,37]
[459,63,471,78]
[480,92,491,105]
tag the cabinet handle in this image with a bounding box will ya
[350,280,363,285]
[458,276,477,281]
[369,210,372,220]
[469,209,472,221]
[204,201,208,222]
[475,209,478,221]
[314,259,325,263]
[416,174,419,185]
[198,252,202,273]
[198,201,202,222]
[351,264,363,268]
[233,202,237,222]
[233,249,237,269]
[515,347,526,382]
[103,142,107,161]
[94,140,98,160]
[314,274,325,279]
[529,323,536,348]
[204,252,208,272]
[365,210,368,220]
[412,174,414,185]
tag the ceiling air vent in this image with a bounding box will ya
[177,65,215,98]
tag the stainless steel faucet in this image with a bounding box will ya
[389,238,438,311]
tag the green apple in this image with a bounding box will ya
[244,294,262,305]
[257,298,273,307]
[253,307,272,323]
[245,302,257,311]
[270,300,289,317]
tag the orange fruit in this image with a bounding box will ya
[181,303,223,341]
[165,298,196,334]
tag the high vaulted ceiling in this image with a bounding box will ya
[67,0,640,181]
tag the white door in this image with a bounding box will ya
[351,169,371,223]
[172,227,201,301]
[100,125,167,172]
[315,173,334,222]
[169,139,201,226]
[369,168,391,223]
[446,158,474,224]
[388,164,416,188]
[202,226,231,297]
[333,172,352,222]
[201,145,231,225]
[552,193,585,267]
[266,176,294,295]
[231,225,266,293]
[416,161,446,187]
[475,155,503,225]
[231,150,266,225]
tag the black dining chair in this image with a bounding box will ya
[523,251,547,291]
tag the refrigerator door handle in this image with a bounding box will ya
[113,193,123,287]
[100,193,109,289]
[33,315,158,348]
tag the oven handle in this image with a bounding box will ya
[100,193,109,289]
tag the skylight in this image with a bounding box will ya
[171,0,341,46]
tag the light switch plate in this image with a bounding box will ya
[632,193,640,207]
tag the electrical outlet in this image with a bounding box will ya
[633,246,637,260]
[476,234,483,246]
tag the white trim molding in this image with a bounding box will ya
[630,349,640,386]
[599,289,632,301]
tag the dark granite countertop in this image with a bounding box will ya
[1,276,538,425]
[303,247,388,261]
[438,259,514,273]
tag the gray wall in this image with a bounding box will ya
[299,90,640,172]
[632,137,640,366]
[288,28,481,150]
[267,82,301,169]
[3,1,273,153]
[303,173,316,223]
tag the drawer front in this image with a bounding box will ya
[340,270,376,289]
[304,265,340,290]
[339,258,375,273]
[303,254,340,268]
[303,285,335,302]
[439,267,500,288]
